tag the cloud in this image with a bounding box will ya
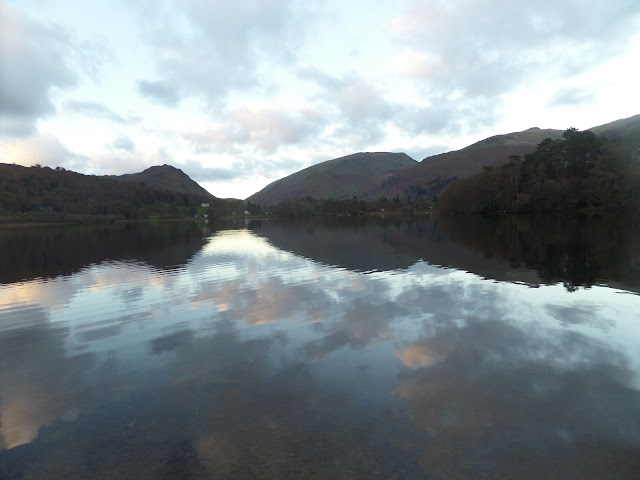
[388,0,640,98]
[302,68,397,122]
[382,0,640,139]
[300,67,496,142]
[0,133,158,175]
[0,3,77,136]
[112,135,136,152]
[178,159,244,182]
[0,134,84,169]
[388,49,441,78]
[403,144,449,162]
[396,96,497,137]
[83,150,162,176]
[65,100,135,124]
[137,79,181,107]
[183,105,327,155]
[300,68,399,146]
[546,87,594,107]
[137,0,304,106]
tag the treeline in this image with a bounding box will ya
[438,128,640,213]
[246,194,433,218]
[0,164,238,222]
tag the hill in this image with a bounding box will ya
[246,114,639,207]
[376,127,565,200]
[247,152,416,205]
[119,164,212,197]
[589,113,640,162]
[438,122,640,214]
[0,163,233,222]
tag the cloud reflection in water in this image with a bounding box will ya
[1,221,639,479]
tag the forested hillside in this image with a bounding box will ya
[0,164,240,222]
[438,128,640,213]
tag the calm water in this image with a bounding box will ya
[1,216,640,479]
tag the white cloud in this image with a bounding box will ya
[388,49,441,78]
[0,134,82,168]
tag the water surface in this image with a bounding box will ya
[1,216,639,479]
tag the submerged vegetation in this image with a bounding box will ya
[438,128,640,214]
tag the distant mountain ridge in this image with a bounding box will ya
[246,114,640,204]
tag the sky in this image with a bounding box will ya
[1,0,639,199]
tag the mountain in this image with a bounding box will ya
[246,129,565,205]
[376,127,565,200]
[247,152,416,205]
[590,113,640,139]
[0,163,229,222]
[589,113,640,162]
[246,114,640,205]
[119,164,212,197]
[437,116,640,214]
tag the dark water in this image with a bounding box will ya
[1,216,639,479]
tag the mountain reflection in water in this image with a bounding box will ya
[1,216,639,479]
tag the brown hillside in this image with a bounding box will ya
[119,164,214,197]
[376,128,563,199]
[247,152,416,204]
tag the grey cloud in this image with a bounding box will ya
[301,68,399,146]
[112,135,136,152]
[65,100,133,124]
[179,159,244,182]
[302,68,397,122]
[137,0,304,105]
[394,96,497,138]
[301,67,496,143]
[177,155,299,192]
[389,0,640,99]
[397,104,462,136]
[137,79,181,106]
[547,87,594,107]
[183,106,327,155]
[0,4,77,137]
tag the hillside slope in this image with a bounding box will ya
[0,163,219,221]
[246,114,640,205]
[119,164,213,197]
[377,128,565,200]
[247,152,416,204]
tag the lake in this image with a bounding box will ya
[1,215,640,479]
